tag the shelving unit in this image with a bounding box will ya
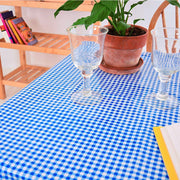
[0,0,94,99]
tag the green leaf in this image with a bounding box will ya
[133,18,144,25]
[63,1,116,29]
[101,0,118,13]
[72,17,87,26]
[166,0,180,8]
[130,0,147,11]
[83,2,112,28]
[116,21,131,36]
[54,0,84,17]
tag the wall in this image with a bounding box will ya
[0,0,177,75]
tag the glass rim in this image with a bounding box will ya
[151,27,180,40]
[66,24,109,36]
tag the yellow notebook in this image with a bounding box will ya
[153,124,180,180]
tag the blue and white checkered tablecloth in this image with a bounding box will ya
[0,52,180,180]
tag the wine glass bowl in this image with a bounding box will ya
[67,25,108,105]
[146,27,180,109]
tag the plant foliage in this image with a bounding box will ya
[54,0,180,36]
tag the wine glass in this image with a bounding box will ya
[145,27,180,109]
[67,25,108,105]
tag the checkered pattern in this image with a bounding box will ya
[0,52,179,179]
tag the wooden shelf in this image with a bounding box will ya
[0,32,71,55]
[3,65,49,88]
[0,0,94,99]
[0,0,94,11]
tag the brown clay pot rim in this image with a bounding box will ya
[105,25,148,39]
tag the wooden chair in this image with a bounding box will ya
[146,0,179,52]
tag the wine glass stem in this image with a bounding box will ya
[82,70,92,97]
[157,73,171,100]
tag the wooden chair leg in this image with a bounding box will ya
[0,56,6,99]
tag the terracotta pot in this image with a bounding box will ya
[100,25,148,75]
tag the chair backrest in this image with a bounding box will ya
[146,0,179,52]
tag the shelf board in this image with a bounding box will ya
[0,0,94,99]
[0,0,94,11]
[0,32,71,55]
[3,65,49,88]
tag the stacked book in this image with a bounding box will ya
[0,10,38,45]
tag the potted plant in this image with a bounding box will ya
[54,0,180,74]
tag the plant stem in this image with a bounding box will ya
[107,17,121,35]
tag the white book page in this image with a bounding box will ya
[161,123,180,179]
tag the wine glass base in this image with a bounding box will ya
[71,90,103,105]
[145,93,179,110]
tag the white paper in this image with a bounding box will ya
[161,123,180,179]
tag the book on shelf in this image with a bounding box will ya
[10,17,38,45]
[0,24,10,43]
[0,10,11,43]
[7,17,24,44]
[153,123,180,180]
[5,16,19,44]
[0,10,14,43]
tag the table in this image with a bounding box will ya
[0,52,180,180]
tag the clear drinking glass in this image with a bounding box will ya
[67,25,108,105]
[146,27,180,109]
